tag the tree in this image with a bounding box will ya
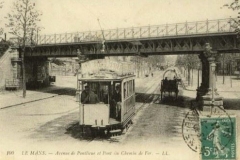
[176,54,200,86]
[222,1,240,37]
[0,1,4,36]
[5,0,42,98]
[0,1,3,8]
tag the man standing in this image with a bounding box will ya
[81,86,99,104]
[112,85,121,120]
[81,86,89,103]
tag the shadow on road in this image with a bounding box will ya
[223,99,240,110]
[136,92,194,109]
[65,122,123,143]
[44,87,76,96]
[29,111,119,142]
[230,77,240,80]
[29,112,88,141]
[28,86,76,96]
[65,122,95,141]
[159,96,190,108]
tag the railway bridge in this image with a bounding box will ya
[24,18,238,57]
[13,18,240,111]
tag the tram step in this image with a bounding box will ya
[109,129,122,134]
[91,125,106,129]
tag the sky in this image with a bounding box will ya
[0,0,237,36]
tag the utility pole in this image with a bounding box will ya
[230,60,232,88]
[222,54,225,84]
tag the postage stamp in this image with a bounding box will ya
[200,115,237,160]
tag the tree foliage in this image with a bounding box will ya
[222,0,239,11]
[0,1,4,35]
[175,54,201,85]
[222,0,240,33]
[176,54,200,70]
[0,1,3,8]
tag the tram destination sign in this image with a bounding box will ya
[81,59,134,76]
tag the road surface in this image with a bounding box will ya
[0,71,197,160]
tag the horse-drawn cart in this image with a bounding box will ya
[160,68,180,100]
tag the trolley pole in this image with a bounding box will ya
[76,49,82,102]
[76,68,80,102]
[197,68,199,88]
[230,60,232,88]
[222,54,225,84]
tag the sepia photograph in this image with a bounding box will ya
[0,0,239,160]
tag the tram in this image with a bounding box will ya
[77,59,135,136]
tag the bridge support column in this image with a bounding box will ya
[25,57,50,89]
[197,43,223,114]
[196,53,209,100]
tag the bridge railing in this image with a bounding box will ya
[36,18,236,45]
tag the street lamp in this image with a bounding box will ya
[230,60,233,88]
[197,63,201,88]
[76,49,82,102]
[210,63,216,115]
[221,53,225,84]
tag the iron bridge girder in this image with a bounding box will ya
[25,33,239,58]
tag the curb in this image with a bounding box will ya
[0,94,57,110]
[0,87,73,110]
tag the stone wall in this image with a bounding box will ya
[0,49,20,90]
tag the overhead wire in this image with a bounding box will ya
[97,18,106,54]
[79,2,108,57]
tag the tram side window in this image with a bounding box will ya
[126,81,129,98]
[124,81,134,99]
[124,82,127,99]
[127,82,129,98]
[132,80,134,94]
[129,80,132,95]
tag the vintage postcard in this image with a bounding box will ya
[0,0,240,160]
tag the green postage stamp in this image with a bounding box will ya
[200,116,237,160]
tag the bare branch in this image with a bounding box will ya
[6,0,43,43]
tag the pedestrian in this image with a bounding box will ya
[151,73,153,77]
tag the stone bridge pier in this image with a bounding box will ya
[196,43,223,114]
[24,57,50,89]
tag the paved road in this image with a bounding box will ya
[119,72,197,160]
[0,71,198,160]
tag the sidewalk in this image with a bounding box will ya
[0,88,58,109]
[179,69,240,100]
[181,69,240,92]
